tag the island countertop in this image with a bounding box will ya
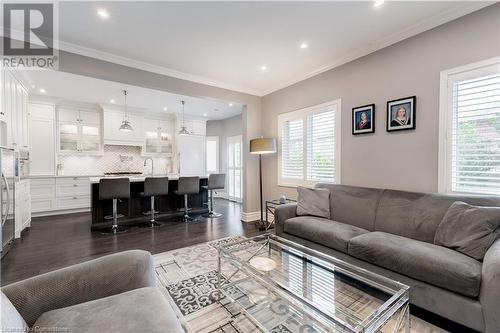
[89,174,208,184]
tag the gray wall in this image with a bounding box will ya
[57,52,262,213]
[207,114,243,176]
[261,4,500,201]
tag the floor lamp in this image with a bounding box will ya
[250,137,277,230]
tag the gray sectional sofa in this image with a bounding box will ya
[275,184,500,333]
[1,250,184,333]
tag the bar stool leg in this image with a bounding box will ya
[203,189,222,218]
[148,196,162,228]
[102,199,127,234]
[183,194,193,222]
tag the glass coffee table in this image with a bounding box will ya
[217,234,410,333]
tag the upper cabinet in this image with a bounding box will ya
[143,118,174,156]
[102,109,144,146]
[58,107,102,154]
[1,70,29,150]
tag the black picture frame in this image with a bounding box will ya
[386,96,416,132]
[352,104,375,135]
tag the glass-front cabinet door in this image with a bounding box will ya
[145,130,159,154]
[59,123,79,151]
[58,109,101,154]
[80,125,100,152]
[142,119,173,156]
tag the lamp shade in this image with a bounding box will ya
[250,138,277,154]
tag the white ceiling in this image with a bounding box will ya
[49,1,493,96]
[21,70,243,120]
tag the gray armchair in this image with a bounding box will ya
[1,250,183,333]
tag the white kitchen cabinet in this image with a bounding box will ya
[1,71,29,150]
[15,179,31,237]
[143,118,174,155]
[31,176,90,214]
[58,108,102,154]
[103,110,144,146]
[29,103,56,176]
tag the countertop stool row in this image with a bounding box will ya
[97,174,226,234]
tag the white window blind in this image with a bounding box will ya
[451,73,500,195]
[307,110,336,182]
[278,100,341,186]
[281,119,304,179]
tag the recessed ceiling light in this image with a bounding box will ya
[374,0,385,7]
[163,106,168,111]
[261,65,267,71]
[97,9,109,19]
[229,103,233,107]
[110,99,115,103]
[300,42,308,49]
[39,88,46,93]
[203,113,208,117]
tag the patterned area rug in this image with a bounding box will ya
[153,236,448,333]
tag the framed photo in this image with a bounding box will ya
[386,96,416,132]
[352,104,375,135]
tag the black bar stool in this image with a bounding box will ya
[175,177,200,222]
[99,178,130,234]
[139,177,169,228]
[202,174,226,218]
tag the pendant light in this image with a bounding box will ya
[119,90,134,132]
[178,100,190,135]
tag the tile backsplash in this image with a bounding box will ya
[57,145,173,176]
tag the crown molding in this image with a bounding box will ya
[57,40,265,97]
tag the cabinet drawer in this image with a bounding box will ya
[56,196,90,210]
[56,177,90,185]
[30,184,56,200]
[31,198,56,212]
[56,183,89,197]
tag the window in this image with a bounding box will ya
[278,100,341,186]
[206,136,219,174]
[439,57,500,195]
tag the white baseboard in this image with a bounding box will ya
[32,208,90,217]
[240,211,261,223]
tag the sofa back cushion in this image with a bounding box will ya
[434,201,500,261]
[315,184,383,231]
[374,189,500,243]
[1,291,28,331]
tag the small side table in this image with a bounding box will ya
[264,198,296,231]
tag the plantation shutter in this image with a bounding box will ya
[451,73,500,195]
[281,118,304,179]
[307,109,336,182]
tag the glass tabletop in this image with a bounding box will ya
[217,234,409,333]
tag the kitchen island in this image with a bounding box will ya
[89,175,209,230]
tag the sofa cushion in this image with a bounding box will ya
[296,187,330,218]
[1,291,28,331]
[34,287,183,333]
[373,189,500,243]
[348,232,482,298]
[284,216,369,253]
[435,201,500,261]
[315,184,383,231]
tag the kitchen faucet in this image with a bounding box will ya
[144,157,154,175]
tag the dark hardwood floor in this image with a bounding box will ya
[1,199,260,285]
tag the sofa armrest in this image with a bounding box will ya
[1,250,155,327]
[275,203,297,235]
[480,239,500,333]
